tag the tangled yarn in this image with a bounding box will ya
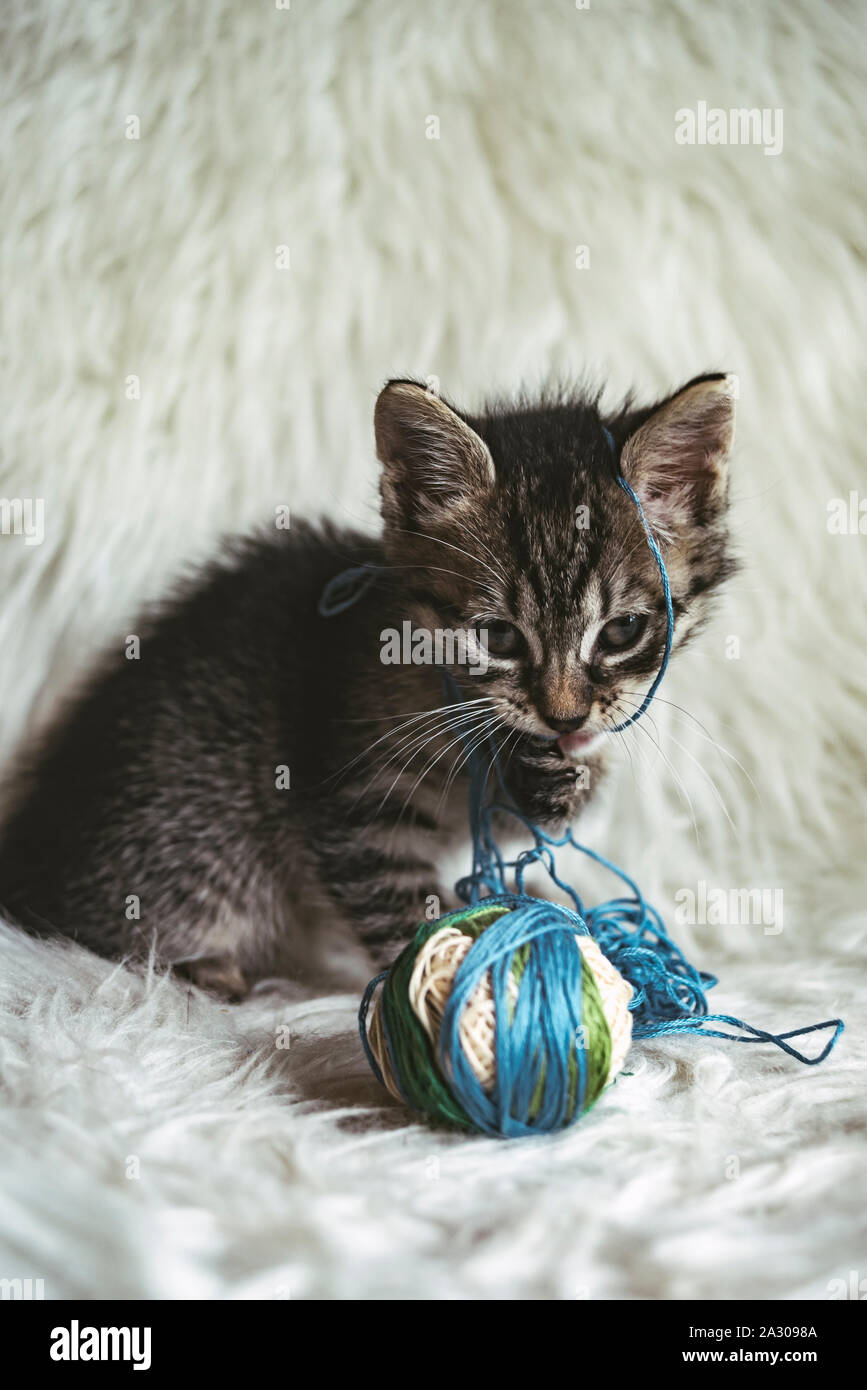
[359,797,844,1136]
[324,446,844,1136]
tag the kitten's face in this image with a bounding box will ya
[375,377,736,758]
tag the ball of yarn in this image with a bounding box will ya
[360,896,633,1137]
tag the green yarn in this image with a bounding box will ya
[378,903,613,1132]
[578,954,613,1111]
[380,903,508,1132]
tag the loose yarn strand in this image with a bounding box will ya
[450,763,844,1069]
[318,564,381,617]
[603,428,675,733]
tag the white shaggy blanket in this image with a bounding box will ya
[0,0,864,1301]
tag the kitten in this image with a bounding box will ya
[0,374,736,998]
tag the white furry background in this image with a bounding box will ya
[1,0,865,1300]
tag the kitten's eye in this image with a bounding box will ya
[598,614,647,652]
[479,620,523,657]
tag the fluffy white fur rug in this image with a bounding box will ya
[0,0,864,1300]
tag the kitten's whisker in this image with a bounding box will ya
[438,709,509,810]
[433,721,501,818]
[340,706,497,815]
[618,709,666,791]
[336,697,495,724]
[602,708,640,788]
[432,714,510,816]
[478,724,521,811]
[628,699,737,834]
[327,697,496,786]
[337,554,502,601]
[317,538,496,598]
[603,511,668,583]
[366,710,500,824]
[615,725,638,785]
[499,726,524,780]
[350,711,497,818]
[616,692,762,804]
[603,518,651,578]
[388,560,503,595]
[653,727,739,838]
[462,521,518,592]
[366,703,497,782]
[385,714,501,841]
[611,702,701,843]
[394,526,510,592]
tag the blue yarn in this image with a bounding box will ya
[318,564,381,617]
[377,686,843,1135]
[440,896,589,1135]
[358,678,844,1137]
[358,969,393,1092]
[362,810,844,1139]
[455,759,844,1070]
[600,426,675,731]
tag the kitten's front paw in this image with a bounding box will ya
[503,737,598,828]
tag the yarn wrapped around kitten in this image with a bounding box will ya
[359,896,634,1137]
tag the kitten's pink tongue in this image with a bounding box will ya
[557,730,595,758]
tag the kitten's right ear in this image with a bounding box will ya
[620,374,736,536]
[374,380,494,529]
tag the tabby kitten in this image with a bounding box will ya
[0,375,736,998]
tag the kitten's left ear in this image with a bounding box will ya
[374,380,495,530]
[620,374,736,533]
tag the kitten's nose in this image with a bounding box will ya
[544,713,588,734]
